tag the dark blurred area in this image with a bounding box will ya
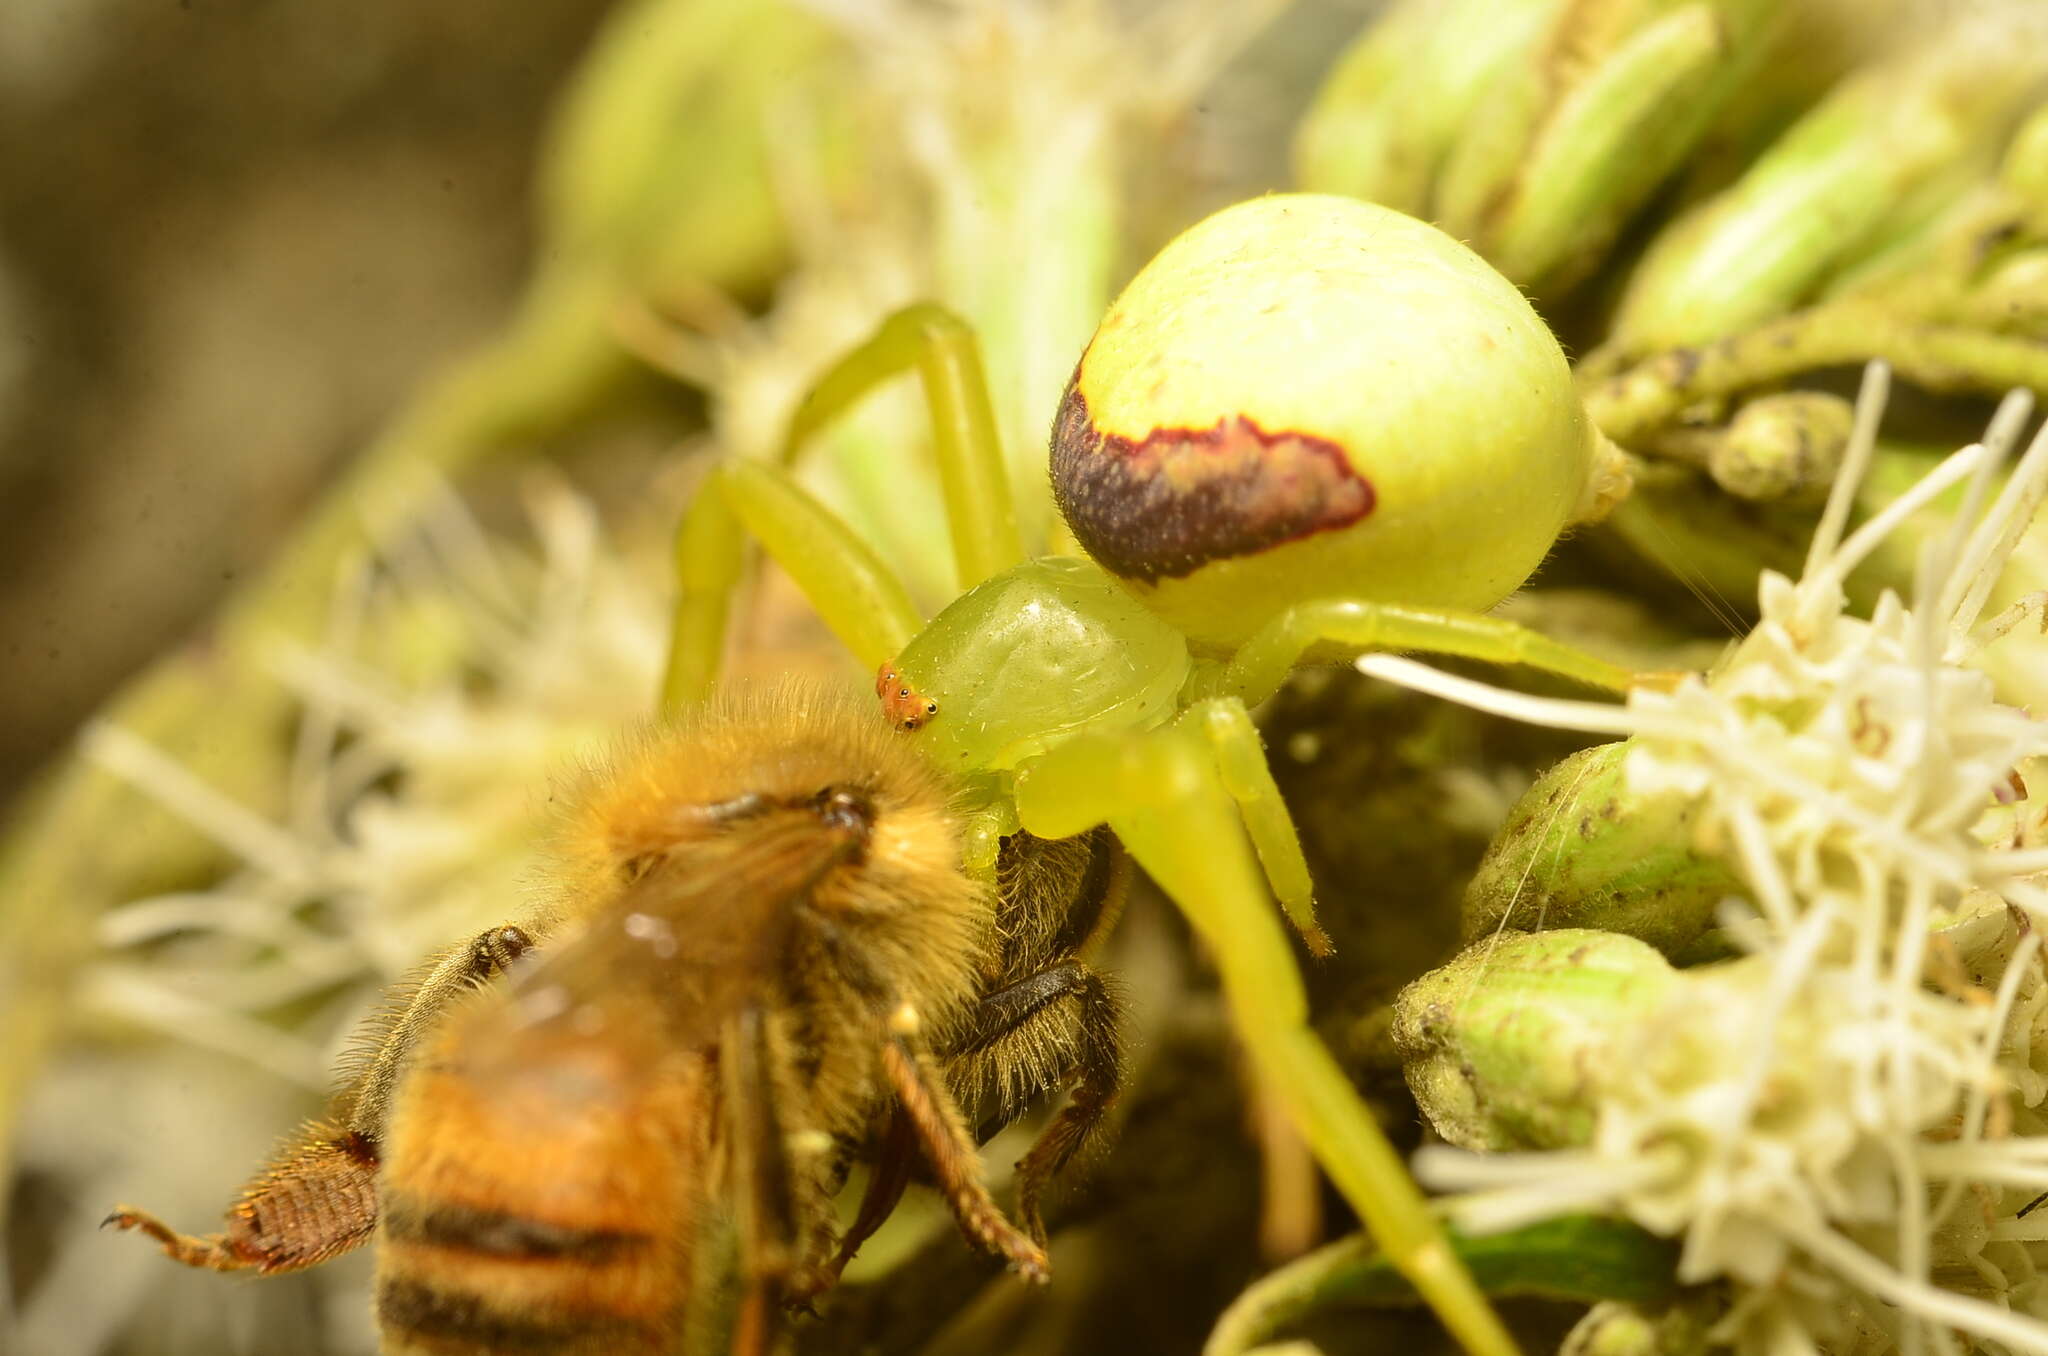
[0,0,616,802]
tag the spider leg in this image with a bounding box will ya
[1224,597,1654,709]
[785,303,1022,591]
[1011,726,1517,1356]
[663,459,923,709]
[960,800,1021,883]
[666,303,1023,710]
[1181,696,1327,955]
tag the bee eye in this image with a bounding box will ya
[810,786,875,837]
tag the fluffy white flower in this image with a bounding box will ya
[83,477,666,1080]
[1367,366,2048,1354]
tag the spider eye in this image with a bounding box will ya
[875,659,938,734]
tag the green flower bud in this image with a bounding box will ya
[1393,929,1679,1151]
[1292,0,1558,218]
[1612,24,2048,352]
[1463,743,1747,963]
[1432,0,1779,294]
[1708,391,1854,503]
[1817,101,2048,311]
[1052,193,1607,653]
[1562,1297,1716,1356]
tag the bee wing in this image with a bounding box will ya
[501,810,859,1054]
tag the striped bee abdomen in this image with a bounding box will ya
[374,1006,711,1356]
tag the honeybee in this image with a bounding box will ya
[108,684,1127,1354]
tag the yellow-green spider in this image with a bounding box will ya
[662,193,1649,1356]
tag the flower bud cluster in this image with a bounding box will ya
[1369,367,2048,1352]
[1295,0,1782,298]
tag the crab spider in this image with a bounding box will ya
[663,195,1655,1356]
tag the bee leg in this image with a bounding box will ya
[107,926,535,1278]
[880,1004,1049,1283]
[798,1110,918,1301]
[101,1206,254,1271]
[105,1121,379,1273]
[948,960,1123,1248]
[725,1009,802,1356]
[339,924,538,1146]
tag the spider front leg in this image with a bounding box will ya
[784,302,1022,592]
[1009,726,1518,1356]
[663,458,923,708]
[1221,598,1650,710]
[664,303,1024,710]
[1182,696,1327,956]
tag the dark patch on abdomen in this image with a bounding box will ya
[377,1276,669,1355]
[1050,380,1374,582]
[382,1192,650,1264]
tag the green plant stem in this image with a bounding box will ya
[1204,1218,1682,1356]
[1586,298,2048,446]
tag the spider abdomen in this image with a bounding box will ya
[1052,193,1601,651]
